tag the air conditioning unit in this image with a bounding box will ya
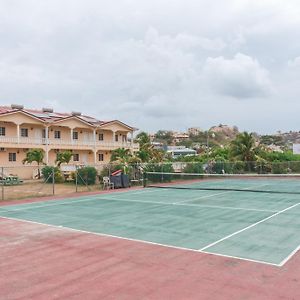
[0,148,6,152]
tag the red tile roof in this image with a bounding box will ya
[0,105,134,129]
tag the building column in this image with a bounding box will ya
[130,131,134,148]
[93,129,97,165]
[45,126,49,164]
[70,128,74,145]
[45,149,49,165]
[112,130,116,143]
[16,124,20,144]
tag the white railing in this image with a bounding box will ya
[0,136,139,149]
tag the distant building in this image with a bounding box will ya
[188,127,202,135]
[166,146,196,158]
[172,132,189,143]
[293,144,300,154]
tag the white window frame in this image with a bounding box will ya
[8,152,16,162]
[20,128,28,137]
[0,127,5,136]
[54,130,61,139]
[73,131,78,140]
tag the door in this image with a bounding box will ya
[35,129,43,144]
[82,153,88,165]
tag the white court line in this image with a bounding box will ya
[200,249,279,267]
[199,202,300,251]
[173,191,234,204]
[103,197,276,213]
[0,215,280,267]
[0,187,168,212]
[278,244,300,266]
[173,183,269,205]
[0,193,276,214]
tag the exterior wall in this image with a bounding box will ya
[0,122,17,136]
[0,148,26,166]
[97,130,113,142]
[48,126,71,141]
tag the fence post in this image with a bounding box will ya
[75,166,78,192]
[1,167,4,201]
[52,167,55,195]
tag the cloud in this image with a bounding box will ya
[0,0,300,133]
[203,53,273,98]
[288,56,300,68]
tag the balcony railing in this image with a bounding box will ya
[0,136,139,150]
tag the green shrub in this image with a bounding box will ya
[255,158,272,174]
[41,166,64,183]
[232,161,246,173]
[144,163,174,182]
[76,166,97,185]
[271,161,289,174]
[183,162,203,173]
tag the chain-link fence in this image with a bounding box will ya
[1,161,300,201]
[0,163,145,201]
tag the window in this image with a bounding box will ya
[8,153,16,162]
[122,135,127,142]
[73,131,78,140]
[54,130,61,139]
[115,134,119,142]
[0,127,5,136]
[98,153,104,161]
[73,153,79,161]
[20,128,28,137]
[98,133,104,141]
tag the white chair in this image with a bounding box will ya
[102,176,114,190]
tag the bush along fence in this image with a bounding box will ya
[1,161,300,200]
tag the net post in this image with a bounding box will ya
[143,172,147,187]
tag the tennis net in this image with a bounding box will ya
[143,172,300,194]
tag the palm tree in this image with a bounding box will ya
[55,151,73,167]
[135,131,151,149]
[22,149,45,179]
[110,148,131,162]
[135,131,165,163]
[230,132,257,161]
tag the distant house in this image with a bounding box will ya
[188,127,202,135]
[166,146,196,158]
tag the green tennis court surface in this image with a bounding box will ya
[0,181,299,266]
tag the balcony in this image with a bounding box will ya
[0,136,139,151]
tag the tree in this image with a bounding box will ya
[55,151,73,167]
[22,149,45,179]
[154,130,173,144]
[135,131,151,149]
[110,148,134,174]
[110,148,132,162]
[229,132,257,161]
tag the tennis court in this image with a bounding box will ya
[1,174,299,266]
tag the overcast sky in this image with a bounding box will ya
[1,0,300,134]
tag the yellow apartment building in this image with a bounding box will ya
[0,104,139,178]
